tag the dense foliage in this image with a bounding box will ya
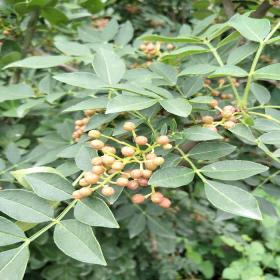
[0,1,280,279]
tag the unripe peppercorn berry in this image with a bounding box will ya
[156,135,169,145]
[138,178,148,187]
[202,116,214,124]
[84,172,99,184]
[131,194,145,204]
[159,198,171,208]
[127,180,139,190]
[142,169,152,178]
[123,121,136,131]
[144,160,158,171]
[101,155,115,166]
[146,153,157,160]
[223,121,236,129]
[223,105,236,113]
[88,130,101,138]
[116,177,128,187]
[72,190,82,199]
[153,157,165,166]
[91,157,103,165]
[102,146,116,155]
[135,135,148,145]
[90,139,104,150]
[79,178,89,187]
[130,169,142,179]
[101,186,115,196]
[121,146,135,157]
[92,165,105,175]
[163,143,172,150]
[79,187,92,197]
[111,161,124,170]
[209,99,219,108]
[221,110,232,119]
[151,192,164,204]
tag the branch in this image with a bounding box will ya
[251,0,272,18]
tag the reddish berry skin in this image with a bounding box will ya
[130,169,142,179]
[79,187,93,197]
[221,110,232,119]
[209,99,218,108]
[156,135,169,145]
[146,153,157,160]
[88,130,101,138]
[112,161,124,170]
[79,178,89,187]
[90,139,105,150]
[101,186,115,196]
[153,157,164,166]
[135,136,148,145]
[123,121,136,131]
[142,169,152,178]
[159,198,171,208]
[144,160,158,171]
[101,155,115,166]
[138,178,148,187]
[151,192,164,204]
[84,172,99,184]
[72,190,82,199]
[121,146,135,157]
[92,165,105,175]
[102,146,116,154]
[131,194,145,204]
[223,121,236,129]
[127,180,139,190]
[202,116,214,124]
[223,105,236,113]
[116,177,128,187]
[91,157,103,165]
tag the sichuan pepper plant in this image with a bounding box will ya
[0,13,280,279]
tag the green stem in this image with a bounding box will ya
[242,21,280,107]
[204,40,241,104]
[249,111,280,125]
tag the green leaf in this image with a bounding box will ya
[179,64,217,76]
[201,160,268,180]
[229,14,270,42]
[0,190,54,223]
[127,214,146,238]
[42,7,68,25]
[54,41,91,56]
[12,166,64,189]
[24,173,74,201]
[74,197,119,228]
[183,127,222,141]
[149,62,177,85]
[227,43,258,65]
[93,48,126,84]
[0,216,26,246]
[149,167,194,188]
[209,65,248,78]
[106,95,157,113]
[0,245,29,280]
[4,56,72,69]
[229,124,256,144]
[204,180,262,220]
[75,145,97,172]
[147,216,176,239]
[0,84,33,103]
[180,76,204,97]
[63,97,108,112]
[115,21,134,46]
[160,46,208,62]
[53,219,106,265]
[189,142,236,160]
[100,18,119,41]
[259,131,280,145]
[53,72,105,89]
[81,0,104,13]
[254,64,280,81]
[250,82,270,105]
[139,34,201,43]
[160,98,192,117]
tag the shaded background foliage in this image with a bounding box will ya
[0,0,280,279]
